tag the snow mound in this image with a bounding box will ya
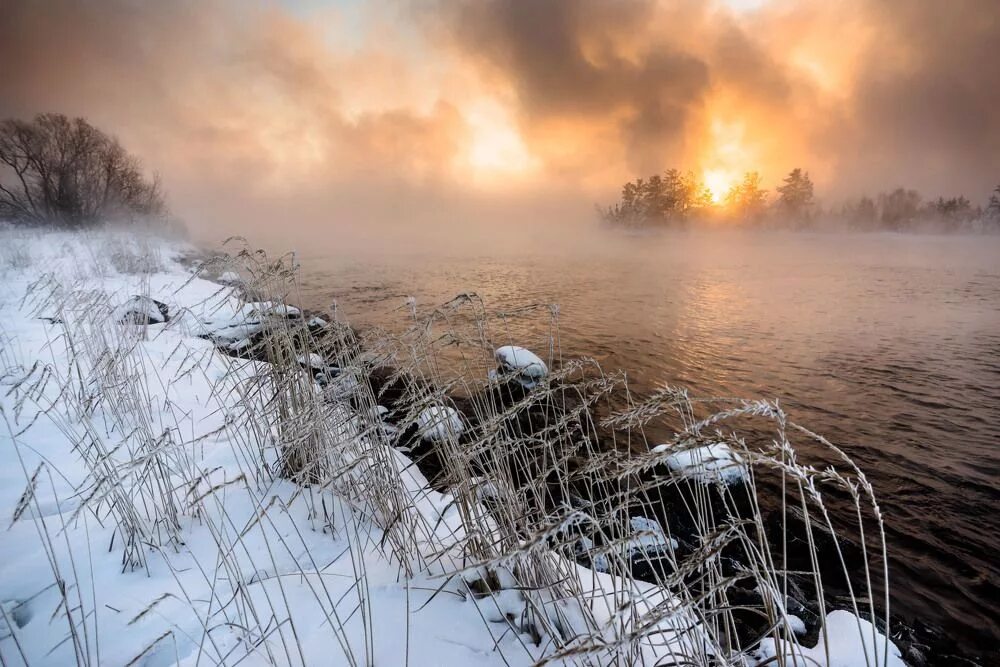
[115,295,168,324]
[495,345,548,389]
[415,405,464,442]
[654,442,747,484]
[752,609,906,667]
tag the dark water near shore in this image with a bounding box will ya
[288,229,1000,657]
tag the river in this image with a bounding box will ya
[283,228,1000,657]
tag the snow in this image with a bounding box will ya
[0,228,909,667]
[114,294,167,323]
[494,345,547,389]
[788,614,807,636]
[752,609,906,667]
[415,405,464,441]
[0,230,534,666]
[626,515,678,557]
[217,270,242,285]
[297,352,326,369]
[267,302,301,318]
[654,442,748,483]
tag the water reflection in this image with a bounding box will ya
[291,229,1000,653]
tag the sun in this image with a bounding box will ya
[703,169,736,205]
[462,99,537,184]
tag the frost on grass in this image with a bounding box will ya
[0,227,904,666]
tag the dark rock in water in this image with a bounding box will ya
[365,366,421,421]
[117,295,169,325]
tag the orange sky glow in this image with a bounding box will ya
[1,0,998,239]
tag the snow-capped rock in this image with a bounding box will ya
[626,516,678,558]
[654,442,747,484]
[495,345,548,389]
[218,271,242,285]
[116,295,169,324]
[297,353,326,370]
[415,405,464,442]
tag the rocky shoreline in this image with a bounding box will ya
[176,259,984,667]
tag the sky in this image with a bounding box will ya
[1,0,999,243]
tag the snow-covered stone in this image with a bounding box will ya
[415,405,464,442]
[752,609,906,667]
[626,516,678,558]
[297,353,326,370]
[218,271,242,285]
[115,295,168,324]
[266,303,301,318]
[654,442,747,484]
[495,345,548,389]
[787,614,807,636]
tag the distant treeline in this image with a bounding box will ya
[602,168,1000,232]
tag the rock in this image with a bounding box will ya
[297,353,327,371]
[116,295,169,325]
[625,515,678,558]
[653,441,747,484]
[218,271,242,285]
[494,345,548,389]
[415,405,464,442]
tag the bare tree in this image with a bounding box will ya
[0,113,165,226]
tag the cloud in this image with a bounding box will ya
[1,0,998,242]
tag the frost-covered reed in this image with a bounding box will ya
[0,228,901,666]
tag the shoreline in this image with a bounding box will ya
[0,226,979,665]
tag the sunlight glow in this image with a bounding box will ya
[463,100,537,182]
[700,116,752,205]
[703,169,738,204]
[717,0,767,13]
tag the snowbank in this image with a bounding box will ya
[752,609,906,667]
[0,230,535,666]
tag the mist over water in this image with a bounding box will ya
[265,227,1000,654]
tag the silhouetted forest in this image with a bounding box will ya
[603,168,1000,232]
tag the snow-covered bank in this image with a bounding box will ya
[0,228,907,666]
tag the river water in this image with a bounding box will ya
[287,229,1000,656]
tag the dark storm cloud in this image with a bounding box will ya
[441,0,713,173]
[438,0,1000,198]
